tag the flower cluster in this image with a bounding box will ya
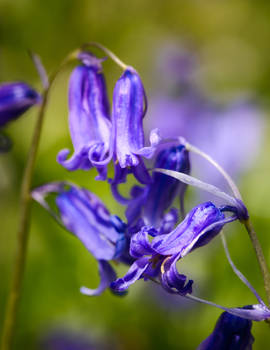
[1,46,264,349]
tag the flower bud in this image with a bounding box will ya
[0,82,40,128]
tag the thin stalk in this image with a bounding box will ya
[180,139,270,306]
[183,140,242,200]
[244,219,270,306]
[0,87,49,350]
[221,231,263,304]
[0,50,78,350]
[82,42,128,70]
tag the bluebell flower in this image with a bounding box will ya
[0,81,41,128]
[111,201,236,294]
[198,311,254,350]
[57,53,112,180]
[111,67,161,184]
[112,144,190,227]
[32,182,128,295]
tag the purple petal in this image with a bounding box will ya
[80,260,116,296]
[57,62,112,175]
[57,147,93,171]
[198,311,254,350]
[32,182,123,261]
[125,186,147,225]
[158,208,179,234]
[112,68,160,170]
[112,68,145,168]
[131,157,152,185]
[130,226,157,258]
[0,82,40,127]
[134,128,162,159]
[110,257,150,292]
[143,144,190,227]
[160,253,193,295]
[151,202,226,256]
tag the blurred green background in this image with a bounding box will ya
[1,0,270,349]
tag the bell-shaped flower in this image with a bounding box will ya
[0,82,41,128]
[111,201,236,293]
[111,67,161,178]
[112,144,190,228]
[142,144,190,226]
[57,53,112,180]
[32,182,128,295]
[198,311,254,350]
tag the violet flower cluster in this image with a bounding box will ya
[2,46,268,349]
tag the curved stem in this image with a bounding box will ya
[179,139,270,306]
[221,231,263,305]
[244,219,270,306]
[82,42,127,70]
[183,139,242,200]
[0,51,77,350]
[0,87,49,350]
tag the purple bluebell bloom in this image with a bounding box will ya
[111,202,236,294]
[142,144,190,226]
[198,311,254,350]
[112,144,190,227]
[32,182,127,295]
[111,67,161,183]
[57,54,112,180]
[0,82,40,128]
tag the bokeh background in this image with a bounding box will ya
[1,0,270,349]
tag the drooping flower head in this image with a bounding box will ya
[111,67,161,184]
[111,201,236,294]
[198,311,254,350]
[0,82,41,128]
[32,182,128,295]
[112,67,160,167]
[57,53,112,180]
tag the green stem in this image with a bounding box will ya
[0,87,49,350]
[244,219,270,306]
[82,42,128,70]
[0,49,79,350]
[183,140,270,306]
